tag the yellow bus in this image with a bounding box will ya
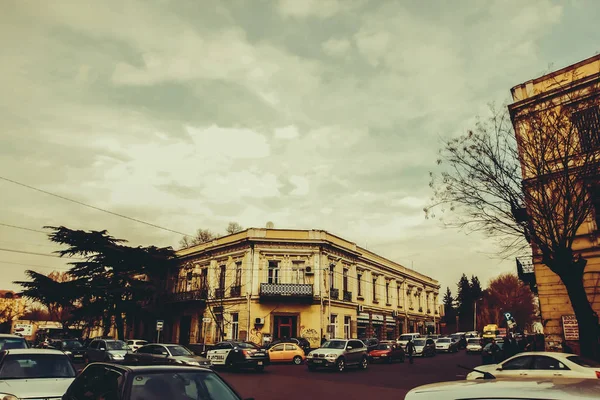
[482,324,500,339]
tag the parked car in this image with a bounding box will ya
[186,343,215,358]
[266,337,311,354]
[0,349,76,399]
[406,378,600,400]
[368,341,405,363]
[397,333,421,350]
[125,343,211,367]
[267,342,306,365]
[361,338,380,352]
[81,336,113,349]
[450,333,467,349]
[62,363,247,400]
[466,338,483,354]
[426,334,440,342]
[467,352,600,380]
[126,339,148,352]
[306,339,368,372]
[412,338,436,357]
[206,341,269,371]
[481,340,505,365]
[84,339,129,363]
[0,334,28,351]
[49,338,86,362]
[435,337,459,353]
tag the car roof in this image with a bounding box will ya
[407,378,600,399]
[0,334,25,339]
[87,362,212,373]
[3,349,67,356]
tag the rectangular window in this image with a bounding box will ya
[329,314,338,338]
[292,261,305,284]
[357,272,363,297]
[268,261,280,284]
[344,316,351,339]
[329,265,335,289]
[590,187,600,229]
[398,285,402,307]
[231,313,239,341]
[235,262,242,287]
[572,106,600,152]
[201,268,208,289]
[372,277,377,302]
[343,269,348,292]
[219,265,226,290]
[386,281,390,304]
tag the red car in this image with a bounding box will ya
[368,342,405,363]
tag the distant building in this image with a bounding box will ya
[160,229,440,348]
[0,290,26,329]
[509,54,600,353]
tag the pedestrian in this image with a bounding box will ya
[406,339,416,364]
[490,339,501,364]
[561,341,573,354]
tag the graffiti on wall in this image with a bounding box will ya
[300,326,320,348]
[248,327,263,345]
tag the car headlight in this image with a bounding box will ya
[185,361,200,366]
[380,353,388,357]
[325,354,337,359]
[64,351,72,355]
[110,354,124,360]
[1,394,18,400]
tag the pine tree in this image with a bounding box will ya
[442,287,456,324]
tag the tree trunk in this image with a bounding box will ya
[560,271,599,361]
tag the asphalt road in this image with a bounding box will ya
[219,350,482,400]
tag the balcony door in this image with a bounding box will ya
[273,315,297,339]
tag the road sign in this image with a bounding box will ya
[13,323,33,336]
[202,317,212,323]
[156,320,164,331]
[504,312,512,320]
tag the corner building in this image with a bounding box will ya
[166,229,440,348]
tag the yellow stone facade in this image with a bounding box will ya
[509,54,600,352]
[167,229,440,347]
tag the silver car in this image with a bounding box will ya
[85,339,129,363]
[0,349,76,399]
[306,339,368,372]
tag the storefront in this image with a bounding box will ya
[357,313,396,340]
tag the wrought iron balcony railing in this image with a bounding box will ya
[167,289,208,303]
[230,285,242,297]
[215,288,225,299]
[259,283,313,300]
[330,288,339,300]
[343,291,352,302]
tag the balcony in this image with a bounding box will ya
[230,286,242,297]
[330,288,339,300]
[343,291,352,302]
[167,289,207,303]
[259,283,313,303]
[215,288,225,299]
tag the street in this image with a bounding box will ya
[220,351,481,400]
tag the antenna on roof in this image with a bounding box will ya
[266,221,274,229]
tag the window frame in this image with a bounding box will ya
[501,355,535,371]
[268,261,280,284]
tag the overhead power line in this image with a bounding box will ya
[0,260,70,271]
[0,223,46,234]
[0,247,68,259]
[0,176,192,237]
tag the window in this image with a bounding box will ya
[201,268,208,289]
[284,344,296,351]
[268,261,280,284]
[329,265,335,289]
[385,281,390,304]
[590,187,600,229]
[329,314,338,338]
[349,340,364,349]
[235,262,242,287]
[270,344,284,352]
[572,105,600,152]
[231,313,239,341]
[567,356,600,368]
[0,354,76,379]
[398,285,403,307]
[357,272,363,297]
[219,265,226,290]
[129,371,240,400]
[344,316,351,339]
[534,356,569,370]
[67,365,123,400]
[502,356,534,370]
[343,269,348,292]
[372,277,377,302]
[292,261,305,284]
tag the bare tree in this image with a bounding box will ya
[427,72,600,359]
[225,222,243,235]
[179,229,216,249]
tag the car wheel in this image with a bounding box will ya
[336,357,346,372]
[293,356,303,365]
[359,357,368,370]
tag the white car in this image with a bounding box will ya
[126,339,148,351]
[406,378,600,400]
[465,338,482,354]
[467,352,600,380]
[397,333,421,349]
[0,349,76,400]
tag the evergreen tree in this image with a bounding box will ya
[442,287,456,324]
[456,274,473,330]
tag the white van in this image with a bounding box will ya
[397,333,421,349]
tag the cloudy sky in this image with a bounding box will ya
[1,0,599,295]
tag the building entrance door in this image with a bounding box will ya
[273,315,297,339]
[179,316,191,345]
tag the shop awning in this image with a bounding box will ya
[357,312,396,324]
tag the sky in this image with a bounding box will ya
[1,0,599,296]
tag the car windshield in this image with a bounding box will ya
[467,339,480,344]
[321,340,346,349]
[0,354,76,379]
[376,344,391,350]
[62,340,82,348]
[130,371,239,400]
[567,356,600,368]
[413,340,426,346]
[437,339,451,343]
[0,338,27,351]
[136,341,148,346]
[399,335,415,341]
[107,341,128,350]
[168,346,193,356]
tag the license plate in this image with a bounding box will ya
[313,359,323,364]
[211,355,224,360]
[257,361,263,365]
[74,355,83,358]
